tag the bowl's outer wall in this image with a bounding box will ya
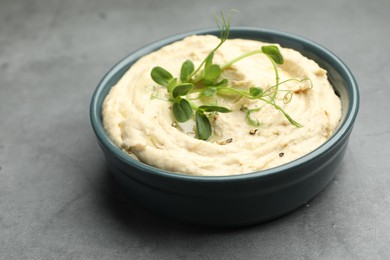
[91,28,359,226]
[99,133,350,226]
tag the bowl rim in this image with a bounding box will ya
[90,26,359,183]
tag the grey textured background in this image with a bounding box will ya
[1,0,389,259]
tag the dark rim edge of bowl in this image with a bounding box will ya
[90,27,360,183]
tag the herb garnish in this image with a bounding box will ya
[151,11,309,141]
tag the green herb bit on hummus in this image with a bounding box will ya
[150,11,309,141]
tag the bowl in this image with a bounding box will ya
[90,27,359,227]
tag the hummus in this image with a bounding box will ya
[102,35,342,176]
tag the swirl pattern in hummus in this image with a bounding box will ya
[102,35,342,176]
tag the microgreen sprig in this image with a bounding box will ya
[150,11,307,141]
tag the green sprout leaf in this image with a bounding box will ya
[213,79,228,88]
[202,87,217,97]
[195,110,212,141]
[214,10,236,44]
[172,83,193,98]
[167,78,177,94]
[173,98,193,122]
[205,53,214,69]
[151,66,173,86]
[249,87,263,97]
[245,108,261,127]
[198,105,231,113]
[180,60,195,82]
[203,64,221,85]
[261,45,284,64]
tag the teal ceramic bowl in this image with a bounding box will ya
[90,28,359,227]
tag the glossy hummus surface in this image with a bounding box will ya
[102,35,342,176]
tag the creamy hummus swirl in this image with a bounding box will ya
[102,35,342,176]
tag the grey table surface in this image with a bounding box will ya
[1,0,389,259]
